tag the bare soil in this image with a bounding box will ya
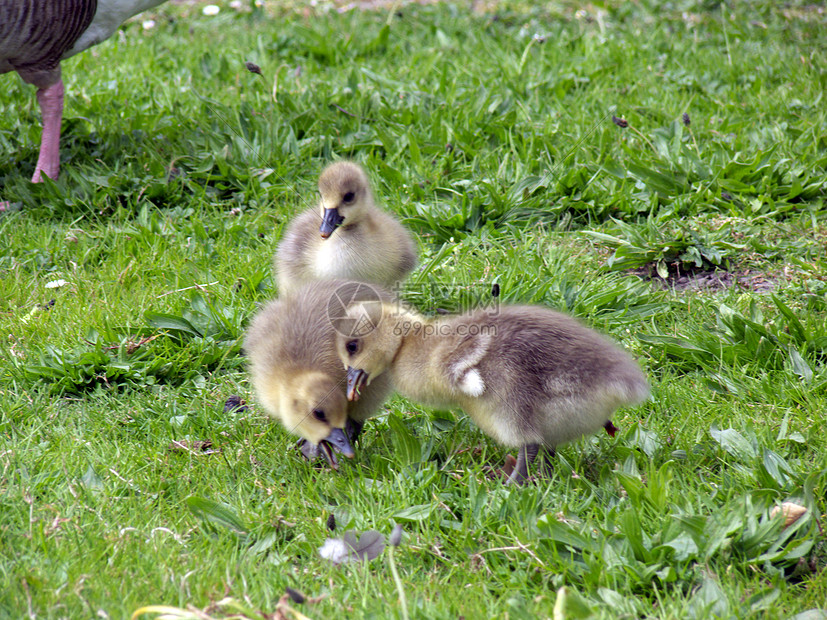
[630,266,780,292]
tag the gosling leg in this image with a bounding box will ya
[507,444,555,485]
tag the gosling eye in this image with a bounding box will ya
[312,409,327,422]
[345,340,359,355]
[342,191,355,204]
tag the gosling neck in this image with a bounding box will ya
[386,307,437,349]
[387,310,458,407]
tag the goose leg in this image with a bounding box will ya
[507,444,555,485]
[32,80,65,183]
[507,444,539,485]
[539,446,556,476]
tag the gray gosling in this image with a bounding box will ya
[244,279,392,468]
[336,302,649,485]
[274,161,417,295]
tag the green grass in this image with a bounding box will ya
[1,0,826,617]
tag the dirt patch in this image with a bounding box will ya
[629,267,780,292]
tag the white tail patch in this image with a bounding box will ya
[458,369,485,397]
[447,333,491,397]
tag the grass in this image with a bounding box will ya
[1,0,826,617]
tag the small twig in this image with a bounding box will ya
[275,593,315,620]
[221,449,236,483]
[93,334,161,353]
[432,492,458,520]
[813,512,825,537]
[332,104,358,117]
[388,546,409,620]
[156,282,219,298]
[272,64,289,103]
[385,0,402,26]
[478,542,545,567]
[22,578,35,620]
[183,604,213,620]
[477,545,523,554]
[627,124,657,154]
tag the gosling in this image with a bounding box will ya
[244,279,392,468]
[274,161,418,295]
[336,302,649,484]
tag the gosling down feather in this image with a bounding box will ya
[274,161,417,295]
[0,0,166,187]
[244,279,393,468]
[337,301,650,484]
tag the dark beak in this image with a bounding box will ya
[297,438,321,461]
[346,367,369,402]
[319,208,344,238]
[319,427,355,470]
[318,441,338,470]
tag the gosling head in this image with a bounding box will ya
[335,303,403,401]
[317,162,374,239]
[282,371,354,468]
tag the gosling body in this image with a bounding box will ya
[274,162,417,295]
[338,303,649,484]
[244,279,392,467]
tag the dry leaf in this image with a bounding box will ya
[502,454,517,478]
[770,502,807,528]
[167,440,216,454]
[223,395,249,413]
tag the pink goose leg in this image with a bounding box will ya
[32,79,65,183]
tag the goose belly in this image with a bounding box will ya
[1,0,97,83]
[66,0,167,57]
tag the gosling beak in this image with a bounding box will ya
[346,367,369,402]
[319,427,355,470]
[319,208,344,239]
[297,438,321,461]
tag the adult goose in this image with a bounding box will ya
[0,0,166,189]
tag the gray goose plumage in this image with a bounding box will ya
[1,0,166,190]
